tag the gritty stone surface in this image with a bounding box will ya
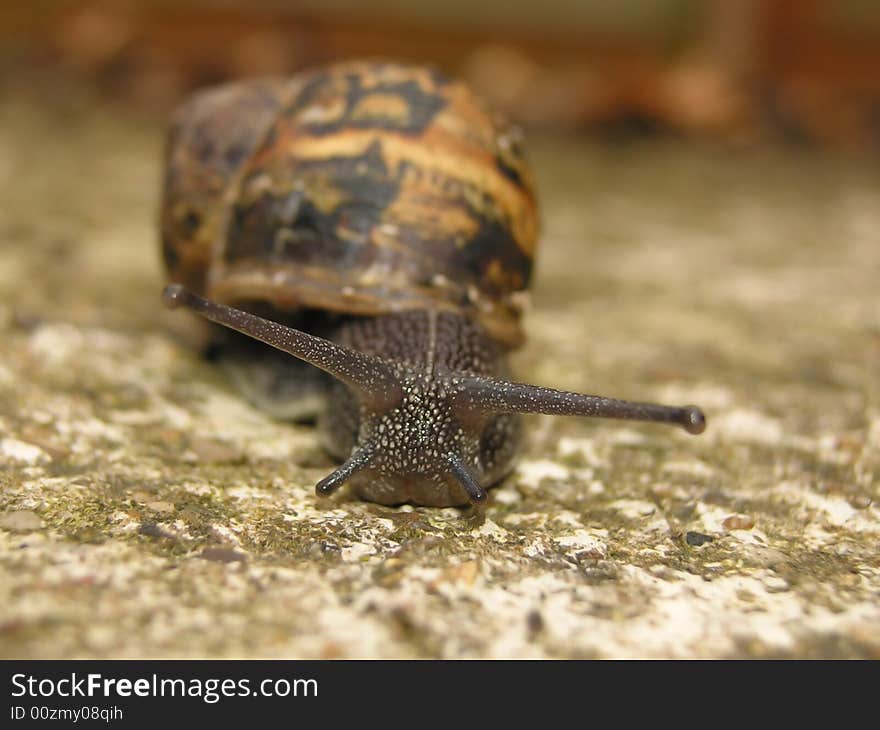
[0,511,44,534]
[0,98,878,658]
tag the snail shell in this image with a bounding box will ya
[161,61,538,348]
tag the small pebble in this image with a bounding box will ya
[763,575,790,593]
[685,531,714,547]
[145,501,175,514]
[1,438,49,465]
[200,547,246,563]
[526,609,544,637]
[439,560,479,586]
[723,514,755,531]
[138,522,175,540]
[0,510,44,533]
[847,494,872,510]
[189,436,243,464]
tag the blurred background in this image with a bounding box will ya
[3,0,880,152]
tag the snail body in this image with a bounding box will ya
[161,61,705,507]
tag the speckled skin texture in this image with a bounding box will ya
[325,311,521,506]
[163,286,701,507]
[161,287,532,506]
[312,308,696,505]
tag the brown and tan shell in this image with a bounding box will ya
[161,60,538,347]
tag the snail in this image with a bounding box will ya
[160,60,705,508]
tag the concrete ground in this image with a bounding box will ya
[0,98,877,658]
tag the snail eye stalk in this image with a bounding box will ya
[315,445,376,496]
[162,284,403,412]
[453,376,706,434]
[447,454,488,505]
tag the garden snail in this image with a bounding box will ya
[160,60,705,507]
